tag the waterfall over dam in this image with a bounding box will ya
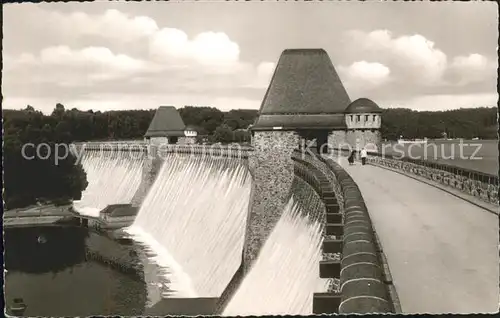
[126,153,252,297]
[223,196,328,315]
[74,150,145,217]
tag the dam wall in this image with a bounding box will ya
[320,155,397,313]
[72,139,396,314]
[290,152,397,314]
[71,142,253,208]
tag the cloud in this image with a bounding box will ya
[342,29,496,104]
[448,53,497,85]
[3,7,496,113]
[239,61,276,89]
[3,7,270,109]
[39,46,147,72]
[149,29,241,69]
[379,93,498,111]
[346,30,447,85]
[4,45,154,90]
[339,61,391,86]
[46,9,159,42]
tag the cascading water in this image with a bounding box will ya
[223,196,329,315]
[73,150,145,217]
[126,153,252,298]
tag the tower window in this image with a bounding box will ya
[373,115,376,121]
[350,115,353,122]
[356,115,360,122]
[365,115,369,121]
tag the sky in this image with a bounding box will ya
[2,1,498,114]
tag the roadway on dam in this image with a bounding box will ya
[336,157,498,314]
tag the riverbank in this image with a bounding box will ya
[4,204,73,217]
[4,204,76,228]
[4,203,138,230]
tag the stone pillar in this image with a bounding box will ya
[242,130,299,273]
[130,145,163,207]
[178,136,196,144]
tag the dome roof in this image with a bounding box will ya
[344,98,382,114]
[184,125,197,131]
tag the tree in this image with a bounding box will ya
[213,124,234,143]
[3,107,88,209]
[51,103,66,117]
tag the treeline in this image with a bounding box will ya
[3,104,257,143]
[7,104,494,144]
[380,107,497,140]
[179,106,257,143]
[3,103,496,209]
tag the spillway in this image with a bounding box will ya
[223,197,328,315]
[73,150,145,217]
[126,153,252,297]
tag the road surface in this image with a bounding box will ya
[338,157,498,313]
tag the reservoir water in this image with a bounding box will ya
[4,226,149,316]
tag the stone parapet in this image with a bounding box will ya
[291,152,343,313]
[72,142,252,159]
[156,144,252,159]
[318,156,396,314]
[291,175,327,226]
[367,154,499,206]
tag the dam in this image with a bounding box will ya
[61,49,498,314]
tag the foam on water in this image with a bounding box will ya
[126,153,251,297]
[73,151,144,217]
[223,197,329,315]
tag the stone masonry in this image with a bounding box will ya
[242,130,299,273]
[130,145,164,207]
[345,130,382,151]
[328,131,347,150]
[328,130,382,152]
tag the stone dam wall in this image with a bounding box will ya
[72,140,398,314]
[293,151,398,314]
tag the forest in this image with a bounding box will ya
[3,103,497,209]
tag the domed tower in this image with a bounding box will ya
[344,98,383,152]
[182,125,198,144]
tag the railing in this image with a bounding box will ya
[332,148,499,206]
[291,151,395,314]
[72,142,253,159]
[155,144,253,159]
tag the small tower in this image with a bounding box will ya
[344,98,383,151]
[144,106,186,145]
[181,125,198,144]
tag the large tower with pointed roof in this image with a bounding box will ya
[243,49,383,270]
[251,48,382,152]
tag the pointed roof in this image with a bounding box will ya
[145,106,186,138]
[253,48,351,130]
